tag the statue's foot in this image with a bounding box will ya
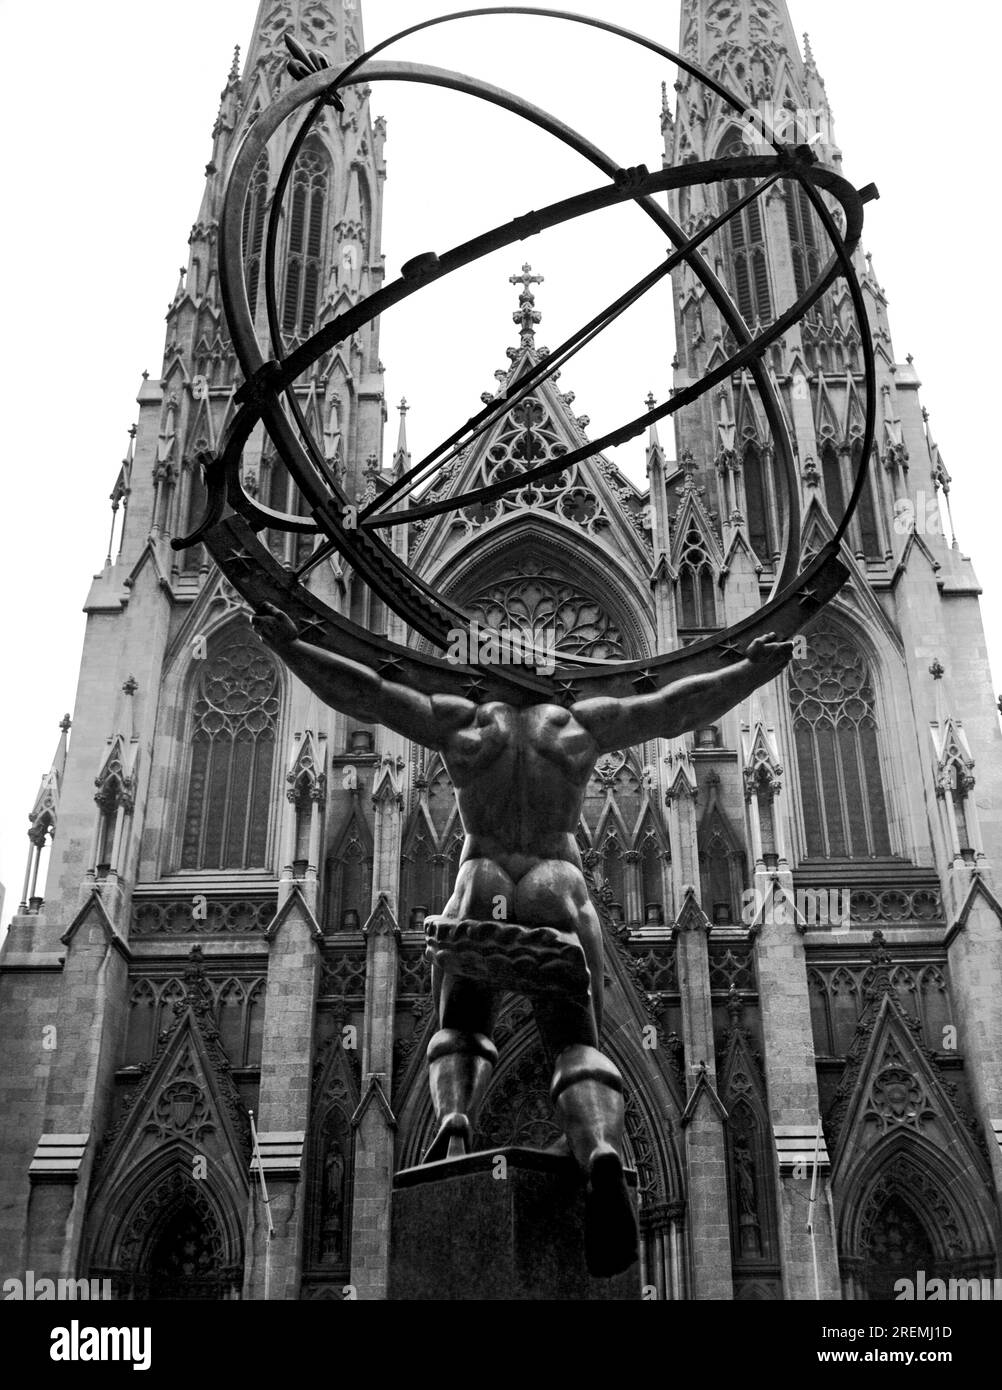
[584,1145,638,1279]
[422,1112,472,1164]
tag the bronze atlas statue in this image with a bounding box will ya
[174,8,877,1281]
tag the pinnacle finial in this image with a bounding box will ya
[867,929,894,998]
[726,984,744,1027]
[59,714,72,733]
[394,398,410,472]
[510,263,543,348]
[229,45,240,81]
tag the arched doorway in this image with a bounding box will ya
[144,1201,232,1300]
[861,1194,937,1301]
[89,1163,245,1301]
[839,1144,997,1300]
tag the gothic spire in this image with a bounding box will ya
[678,0,803,80]
[673,1,838,166]
[28,715,71,838]
[392,398,411,478]
[645,391,662,453]
[242,1,365,93]
[21,714,72,909]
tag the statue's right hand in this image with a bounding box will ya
[252,601,299,649]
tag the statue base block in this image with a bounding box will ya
[388,1147,641,1301]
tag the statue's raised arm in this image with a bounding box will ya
[252,602,474,751]
[571,633,796,754]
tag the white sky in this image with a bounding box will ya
[1,0,999,916]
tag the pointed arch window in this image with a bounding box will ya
[852,439,883,560]
[698,809,745,924]
[180,628,280,870]
[638,816,668,922]
[678,525,718,629]
[398,759,461,929]
[259,453,314,569]
[788,620,892,859]
[326,814,373,931]
[282,140,330,339]
[241,152,270,321]
[180,457,209,573]
[598,830,626,915]
[742,440,773,560]
[124,980,158,1063]
[821,440,846,524]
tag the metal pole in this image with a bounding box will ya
[806,1112,823,1300]
[248,1108,275,1237]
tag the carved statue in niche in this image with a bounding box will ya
[254,602,793,1276]
[320,1136,346,1263]
[733,1130,762,1256]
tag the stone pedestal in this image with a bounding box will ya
[388,1147,641,1301]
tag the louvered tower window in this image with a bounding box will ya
[788,620,892,858]
[180,628,280,869]
[785,182,823,299]
[720,137,773,326]
[241,152,270,321]
[282,141,330,339]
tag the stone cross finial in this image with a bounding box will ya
[510,263,543,347]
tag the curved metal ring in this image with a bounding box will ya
[176,11,876,694]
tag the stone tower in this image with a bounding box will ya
[1,0,1000,1302]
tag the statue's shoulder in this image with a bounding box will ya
[429,692,481,728]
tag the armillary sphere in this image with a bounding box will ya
[173,6,878,707]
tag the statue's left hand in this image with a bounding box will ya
[745,631,796,672]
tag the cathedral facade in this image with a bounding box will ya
[2,0,1001,1301]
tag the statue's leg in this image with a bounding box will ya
[422,858,511,1163]
[422,973,499,1163]
[517,867,638,1276]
